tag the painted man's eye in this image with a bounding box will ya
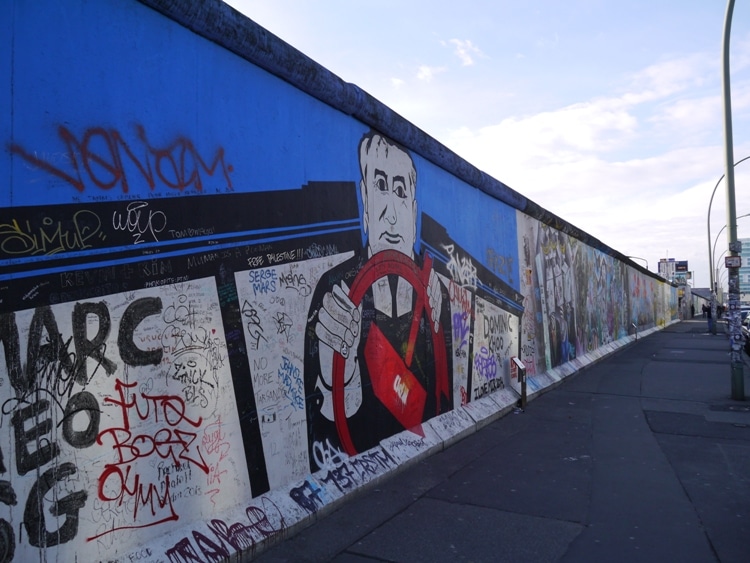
[375,176,388,193]
[393,182,407,199]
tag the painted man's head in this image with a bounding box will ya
[358,131,417,258]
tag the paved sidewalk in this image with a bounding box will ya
[254,319,750,562]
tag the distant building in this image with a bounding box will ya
[658,258,689,284]
[740,238,750,303]
[658,258,676,282]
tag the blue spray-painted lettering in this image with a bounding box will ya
[278,356,303,410]
[249,268,277,296]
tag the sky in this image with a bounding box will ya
[225,0,750,291]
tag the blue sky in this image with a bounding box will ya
[226,0,750,290]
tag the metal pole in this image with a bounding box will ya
[713,225,727,271]
[716,249,729,273]
[706,154,750,310]
[708,186,718,293]
[721,0,744,400]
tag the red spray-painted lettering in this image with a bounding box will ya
[89,379,208,541]
[10,124,233,194]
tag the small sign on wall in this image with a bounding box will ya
[510,357,526,382]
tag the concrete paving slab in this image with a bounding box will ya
[643,361,745,403]
[563,394,716,563]
[526,389,593,425]
[347,497,583,563]
[656,434,750,563]
[427,415,592,524]
[645,410,750,441]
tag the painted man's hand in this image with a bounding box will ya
[316,282,362,359]
[315,282,364,419]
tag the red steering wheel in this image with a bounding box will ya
[331,249,449,455]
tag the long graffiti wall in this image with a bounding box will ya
[0,1,677,561]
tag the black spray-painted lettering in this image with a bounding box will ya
[62,391,101,449]
[11,400,60,476]
[191,530,229,561]
[23,462,87,548]
[165,537,203,563]
[117,297,163,366]
[0,518,14,563]
[25,306,75,397]
[0,449,17,563]
[0,313,22,397]
[72,301,117,383]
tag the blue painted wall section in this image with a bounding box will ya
[0,0,677,560]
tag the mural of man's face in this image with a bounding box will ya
[359,135,417,258]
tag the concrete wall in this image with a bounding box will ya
[0,0,677,560]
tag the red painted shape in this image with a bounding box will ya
[364,322,427,432]
[332,250,450,455]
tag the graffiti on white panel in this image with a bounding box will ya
[290,448,396,515]
[0,279,249,560]
[164,496,288,562]
[472,297,518,400]
[536,225,576,368]
[444,273,472,406]
[235,255,351,490]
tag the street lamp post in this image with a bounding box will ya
[707,154,750,293]
[721,0,744,400]
[713,227,727,275]
[627,256,649,270]
[716,248,729,277]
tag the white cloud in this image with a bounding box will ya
[535,32,559,50]
[443,50,731,198]
[448,39,483,66]
[416,65,446,82]
[648,95,720,134]
[619,54,713,105]
[446,100,638,173]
